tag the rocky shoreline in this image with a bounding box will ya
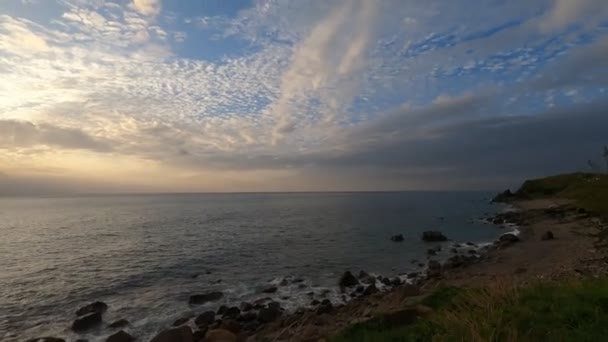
[27,204,527,342]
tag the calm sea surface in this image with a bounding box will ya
[0,192,505,341]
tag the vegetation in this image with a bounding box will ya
[515,172,608,217]
[333,279,608,342]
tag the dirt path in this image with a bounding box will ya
[251,199,608,342]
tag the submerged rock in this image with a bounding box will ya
[261,286,278,294]
[150,326,193,342]
[72,312,102,332]
[106,330,134,342]
[108,319,129,329]
[338,271,359,287]
[240,302,253,312]
[390,234,404,242]
[189,292,223,305]
[422,231,448,242]
[76,301,108,316]
[541,231,555,240]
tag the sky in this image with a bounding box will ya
[0,0,607,194]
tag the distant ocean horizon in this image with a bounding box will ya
[0,192,507,341]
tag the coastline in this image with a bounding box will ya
[252,197,608,341]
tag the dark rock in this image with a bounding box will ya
[390,277,402,286]
[465,242,476,246]
[192,328,207,342]
[305,292,314,296]
[450,248,458,253]
[499,233,520,243]
[316,300,333,315]
[219,319,241,334]
[76,301,108,316]
[310,299,320,305]
[268,301,281,310]
[407,272,419,278]
[72,312,102,332]
[217,305,229,315]
[390,234,404,242]
[422,231,448,242]
[108,319,129,329]
[293,277,305,283]
[238,311,257,322]
[205,329,237,342]
[26,338,66,342]
[426,260,442,278]
[358,270,371,279]
[427,248,437,256]
[380,277,391,286]
[297,284,307,289]
[279,278,289,286]
[363,283,378,296]
[338,271,359,287]
[493,218,505,224]
[173,316,190,327]
[281,296,291,300]
[467,250,477,255]
[189,292,223,305]
[355,285,364,293]
[240,302,253,312]
[445,255,464,268]
[150,326,193,342]
[417,263,425,267]
[261,286,278,294]
[223,306,241,319]
[106,330,134,342]
[541,231,554,240]
[258,303,282,323]
[492,189,514,203]
[194,311,215,327]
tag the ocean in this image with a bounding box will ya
[0,192,506,341]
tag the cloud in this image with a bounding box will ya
[0,120,113,152]
[130,0,161,17]
[539,0,608,32]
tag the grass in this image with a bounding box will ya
[332,279,608,342]
[514,172,608,217]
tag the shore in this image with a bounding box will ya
[252,197,608,341]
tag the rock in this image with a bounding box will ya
[363,283,378,296]
[355,285,364,293]
[217,305,229,315]
[238,311,257,322]
[316,300,333,315]
[492,189,514,203]
[499,233,520,243]
[76,301,108,316]
[418,263,425,267]
[293,277,305,283]
[427,248,437,256]
[219,319,241,334]
[193,328,207,342]
[258,303,282,323]
[151,326,193,342]
[106,330,134,342]
[108,319,129,329]
[465,242,476,246]
[407,272,419,278]
[380,277,391,286]
[445,255,465,268]
[189,292,223,305]
[173,316,191,327]
[26,338,66,342]
[310,299,320,305]
[261,286,278,294]
[450,248,458,253]
[338,271,359,287]
[72,312,102,332]
[390,234,404,242]
[390,277,402,286]
[426,260,442,278]
[223,307,241,319]
[297,284,307,289]
[279,278,289,286]
[195,311,216,327]
[205,329,237,342]
[240,302,253,312]
[493,218,505,224]
[306,292,314,296]
[422,231,448,242]
[541,231,554,240]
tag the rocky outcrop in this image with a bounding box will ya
[492,189,514,203]
[72,312,102,332]
[390,234,404,242]
[106,330,134,342]
[362,283,378,296]
[150,326,193,342]
[422,231,448,242]
[76,301,108,316]
[338,271,359,287]
[189,292,223,305]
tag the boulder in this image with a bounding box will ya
[72,312,102,332]
[205,329,237,342]
[219,319,241,334]
[279,278,289,286]
[363,283,378,296]
[108,319,129,329]
[173,316,191,327]
[238,312,257,322]
[223,307,241,319]
[390,234,404,242]
[465,242,476,246]
[217,305,229,315]
[444,255,464,268]
[426,260,442,278]
[310,299,320,306]
[390,277,402,286]
[338,271,359,287]
[258,303,282,323]
[26,338,65,342]
[106,330,134,342]
[427,249,437,256]
[380,277,391,286]
[355,285,364,293]
[316,300,333,315]
[422,231,448,242]
[493,218,505,224]
[189,292,223,305]
[193,328,208,342]
[240,302,253,312]
[499,233,520,243]
[261,286,278,294]
[195,311,216,327]
[150,326,193,342]
[541,231,554,240]
[76,301,108,316]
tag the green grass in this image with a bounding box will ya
[515,173,608,217]
[332,279,608,342]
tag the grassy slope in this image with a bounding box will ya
[333,280,608,342]
[333,173,608,342]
